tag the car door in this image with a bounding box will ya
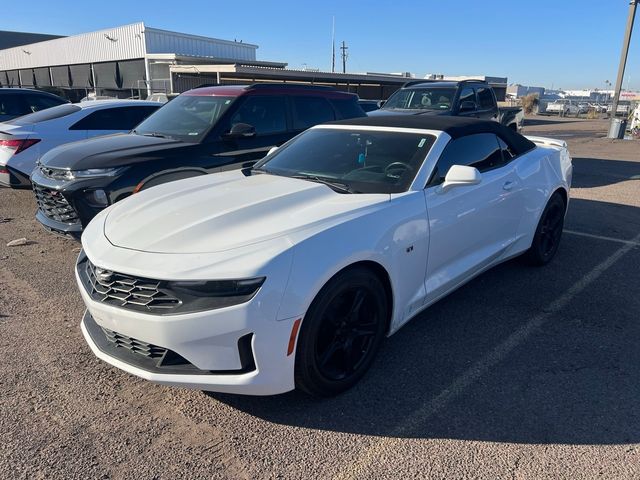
[423,133,523,303]
[211,95,291,171]
[475,86,499,121]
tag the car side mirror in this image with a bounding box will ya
[459,101,477,112]
[377,100,386,108]
[224,123,256,139]
[439,165,482,193]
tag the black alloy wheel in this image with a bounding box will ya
[523,192,566,265]
[295,267,388,396]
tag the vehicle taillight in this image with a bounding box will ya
[0,138,41,155]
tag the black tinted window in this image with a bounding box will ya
[0,94,26,116]
[476,87,495,110]
[292,96,335,130]
[230,96,287,135]
[430,133,503,184]
[330,98,365,118]
[25,94,66,112]
[70,106,160,131]
[458,88,476,108]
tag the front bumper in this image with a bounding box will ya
[31,168,106,236]
[76,259,299,396]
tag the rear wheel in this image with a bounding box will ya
[294,267,388,397]
[523,192,566,266]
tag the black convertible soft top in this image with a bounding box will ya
[329,115,536,156]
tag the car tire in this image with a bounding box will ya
[294,266,388,397]
[522,192,566,266]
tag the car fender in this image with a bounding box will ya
[276,192,429,334]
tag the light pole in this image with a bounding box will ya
[608,0,638,137]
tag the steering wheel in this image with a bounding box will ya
[384,162,413,179]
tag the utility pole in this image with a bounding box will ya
[608,0,638,137]
[340,41,348,73]
[331,17,336,73]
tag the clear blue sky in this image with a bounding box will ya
[4,0,639,90]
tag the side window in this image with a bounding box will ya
[458,88,476,109]
[476,87,495,110]
[0,94,26,116]
[25,95,64,112]
[124,106,160,129]
[329,98,364,119]
[229,96,287,135]
[292,96,335,130]
[70,108,137,131]
[430,133,503,185]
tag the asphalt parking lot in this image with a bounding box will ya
[1,115,639,480]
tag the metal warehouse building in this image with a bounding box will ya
[0,22,263,99]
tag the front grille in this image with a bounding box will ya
[33,184,79,224]
[83,258,182,313]
[101,327,167,359]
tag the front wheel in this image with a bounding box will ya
[522,192,566,266]
[294,267,388,397]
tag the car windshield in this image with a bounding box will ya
[382,88,457,111]
[254,127,436,194]
[6,103,81,125]
[134,95,236,142]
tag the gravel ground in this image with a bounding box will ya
[1,115,639,479]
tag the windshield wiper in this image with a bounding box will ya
[140,132,170,138]
[291,174,356,194]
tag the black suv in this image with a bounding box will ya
[0,88,68,122]
[31,84,366,236]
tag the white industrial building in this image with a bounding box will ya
[0,22,278,99]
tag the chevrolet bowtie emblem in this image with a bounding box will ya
[95,268,113,282]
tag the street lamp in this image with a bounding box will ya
[608,0,638,137]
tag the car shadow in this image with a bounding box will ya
[571,157,640,189]
[209,199,640,445]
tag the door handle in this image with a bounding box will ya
[503,181,515,191]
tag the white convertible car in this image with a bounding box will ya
[76,116,572,396]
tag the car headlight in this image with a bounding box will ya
[168,278,266,312]
[72,167,124,178]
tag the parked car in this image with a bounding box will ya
[577,102,590,114]
[371,80,524,131]
[588,103,608,113]
[606,102,631,116]
[545,99,579,116]
[31,84,366,237]
[0,88,68,122]
[76,115,572,396]
[358,99,382,113]
[0,100,160,188]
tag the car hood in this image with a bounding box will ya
[368,108,447,116]
[39,132,188,170]
[103,170,390,254]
